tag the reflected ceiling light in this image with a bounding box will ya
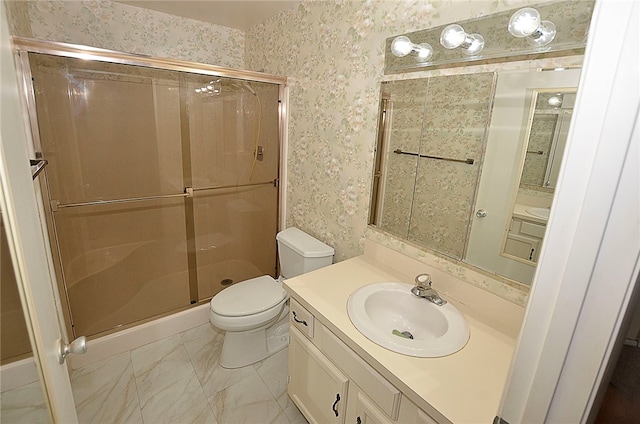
[508,7,556,47]
[195,79,221,95]
[390,36,433,63]
[439,24,485,56]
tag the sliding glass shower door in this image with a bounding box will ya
[27,52,281,338]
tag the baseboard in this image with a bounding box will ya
[67,304,210,370]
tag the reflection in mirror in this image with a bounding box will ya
[0,214,49,422]
[369,74,494,259]
[370,67,581,287]
[520,91,575,190]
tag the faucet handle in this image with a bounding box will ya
[415,273,432,288]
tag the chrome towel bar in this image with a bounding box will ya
[392,149,474,165]
[50,179,278,211]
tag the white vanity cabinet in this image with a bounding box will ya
[288,299,441,424]
[504,217,546,263]
[288,327,349,423]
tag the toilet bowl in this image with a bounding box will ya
[209,227,334,368]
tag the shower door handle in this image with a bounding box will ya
[30,158,48,180]
[58,336,87,364]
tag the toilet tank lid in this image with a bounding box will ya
[276,227,335,258]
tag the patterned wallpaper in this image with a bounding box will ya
[246,0,542,262]
[7,0,245,68]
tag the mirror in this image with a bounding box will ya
[519,90,575,190]
[370,67,581,286]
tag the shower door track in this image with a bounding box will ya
[12,37,287,86]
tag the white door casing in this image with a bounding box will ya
[0,3,78,422]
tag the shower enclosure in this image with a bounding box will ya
[14,39,285,340]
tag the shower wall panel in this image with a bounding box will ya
[28,53,281,337]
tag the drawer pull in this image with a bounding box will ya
[292,311,308,326]
[332,393,340,417]
[357,417,362,424]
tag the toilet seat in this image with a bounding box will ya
[210,275,286,317]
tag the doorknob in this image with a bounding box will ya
[58,336,87,364]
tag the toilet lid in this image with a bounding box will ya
[210,275,286,317]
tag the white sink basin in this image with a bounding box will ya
[526,207,550,219]
[347,282,469,357]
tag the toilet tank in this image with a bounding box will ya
[276,227,334,278]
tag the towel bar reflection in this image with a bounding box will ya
[393,149,474,165]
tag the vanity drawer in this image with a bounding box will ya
[290,299,315,339]
[321,326,401,420]
[520,221,546,238]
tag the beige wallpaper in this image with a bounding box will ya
[245,0,551,262]
[7,0,245,68]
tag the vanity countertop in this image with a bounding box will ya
[284,242,524,424]
[512,203,549,224]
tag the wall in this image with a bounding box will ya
[244,0,554,262]
[6,0,244,68]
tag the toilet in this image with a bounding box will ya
[209,227,334,368]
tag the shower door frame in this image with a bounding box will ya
[12,37,289,339]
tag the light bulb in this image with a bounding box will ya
[414,43,433,62]
[548,95,563,107]
[390,36,432,62]
[508,7,556,47]
[508,7,540,37]
[440,24,484,56]
[440,24,466,49]
[391,36,413,57]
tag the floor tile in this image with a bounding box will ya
[70,352,142,424]
[255,348,289,409]
[139,373,216,424]
[0,381,49,424]
[130,334,195,405]
[209,372,282,424]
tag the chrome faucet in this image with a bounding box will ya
[411,273,447,306]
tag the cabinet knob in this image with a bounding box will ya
[476,209,487,218]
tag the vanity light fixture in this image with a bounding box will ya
[439,24,485,56]
[508,7,557,47]
[390,36,433,63]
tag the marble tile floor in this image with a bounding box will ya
[1,323,308,424]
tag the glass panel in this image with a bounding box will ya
[194,184,279,300]
[54,199,190,336]
[28,52,281,338]
[1,217,32,362]
[408,73,494,258]
[0,215,49,422]
[186,77,280,187]
[30,54,184,205]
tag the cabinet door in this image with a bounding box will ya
[289,327,349,424]
[355,392,395,424]
[504,233,542,262]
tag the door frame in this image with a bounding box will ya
[0,2,78,422]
